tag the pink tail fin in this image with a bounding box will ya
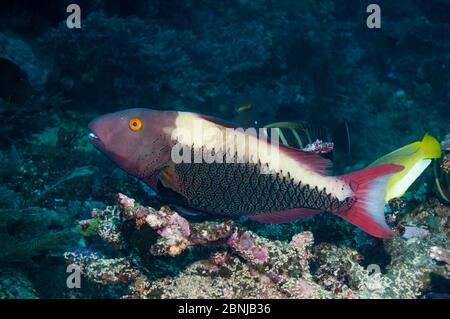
[337,164,404,238]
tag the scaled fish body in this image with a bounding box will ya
[89,109,403,238]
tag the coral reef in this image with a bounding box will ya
[430,246,450,276]
[61,194,449,299]
[0,270,39,299]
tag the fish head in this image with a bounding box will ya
[0,58,33,103]
[88,108,177,179]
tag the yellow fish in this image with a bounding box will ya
[369,133,442,202]
[236,103,253,113]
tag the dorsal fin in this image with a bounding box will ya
[199,112,331,174]
[278,143,332,175]
[198,113,241,129]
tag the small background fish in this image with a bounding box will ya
[234,103,351,159]
[369,133,441,202]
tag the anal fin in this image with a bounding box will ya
[172,205,209,217]
[248,208,322,224]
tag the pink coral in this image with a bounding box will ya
[291,231,314,250]
[238,231,254,250]
[225,229,239,246]
[222,288,232,299]
[267,271,284,284]
[78,219,91,231]
[226,230,271,265]
[170,214,191,237]
[302,140,334,154]
[90,209,99,218]
[118,193,135,210]
[292,278,315,298]
[250,246,269,264]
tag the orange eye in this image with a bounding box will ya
[129,118,142,131]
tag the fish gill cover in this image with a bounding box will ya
[0,0,448,299]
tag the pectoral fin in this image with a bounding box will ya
[155,165,190,207]
[158,164,179,191]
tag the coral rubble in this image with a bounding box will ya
[62,194,449,299]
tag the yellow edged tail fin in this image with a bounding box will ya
[420,133,441,159]
[368,133,442,202]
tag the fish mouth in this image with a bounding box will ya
[88,131,106,151]
[88,118,107,152]
[88,132,99,141]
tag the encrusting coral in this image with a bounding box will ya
[64,193,449,299]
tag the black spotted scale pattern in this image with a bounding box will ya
[173,149,354,216]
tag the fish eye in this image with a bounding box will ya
[129,118,142,132]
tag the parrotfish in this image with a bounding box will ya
[369,133,441,202]
[89,108,403,238]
